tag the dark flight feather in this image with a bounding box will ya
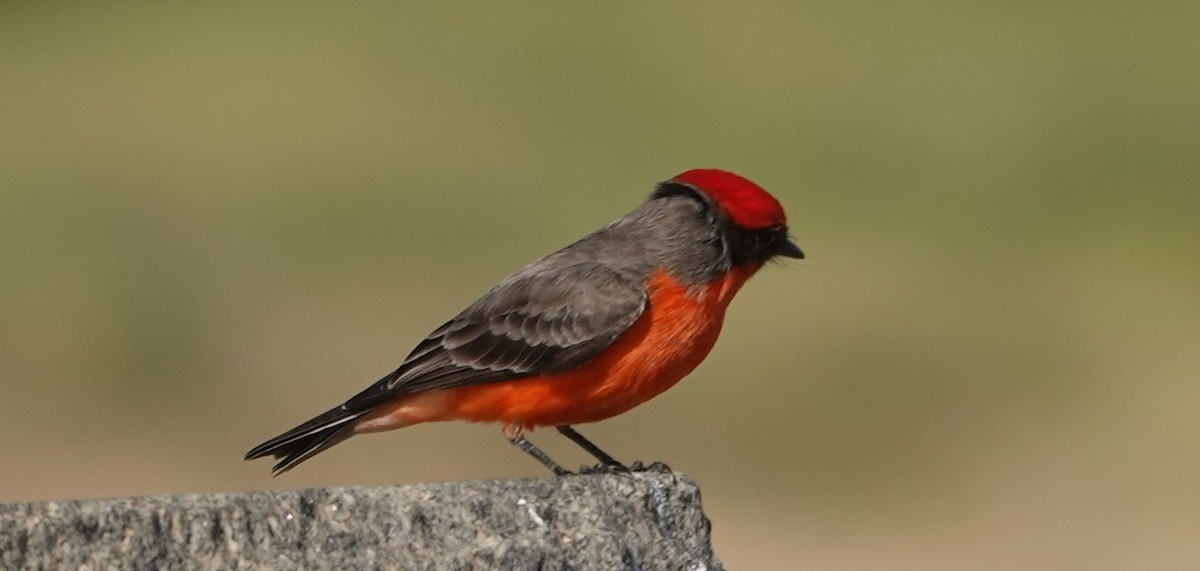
[244,262,647,472]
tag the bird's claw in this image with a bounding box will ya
[629,460,673,474]
[578,462,631,475]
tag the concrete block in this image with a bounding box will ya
[1,470,721,570]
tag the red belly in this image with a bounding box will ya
[442,267,755,427]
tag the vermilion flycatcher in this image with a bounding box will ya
[245,169,803,475]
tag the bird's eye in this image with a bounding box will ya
[765,229,785,247]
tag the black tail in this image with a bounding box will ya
[244,405,368,475]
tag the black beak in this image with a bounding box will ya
[778,238,804,259]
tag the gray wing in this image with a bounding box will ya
[342,262,647,411]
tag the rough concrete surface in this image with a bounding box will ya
[1,470,721,570]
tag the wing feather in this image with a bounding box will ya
[341,262,647,411]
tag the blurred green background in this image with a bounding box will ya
[2,2,1198,568]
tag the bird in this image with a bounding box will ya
[245,168,803,476]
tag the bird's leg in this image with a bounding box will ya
[504,424,572,476]
[557,425,626,469]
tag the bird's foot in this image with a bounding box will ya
[628,460,673,474]
[578,462,631,476]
